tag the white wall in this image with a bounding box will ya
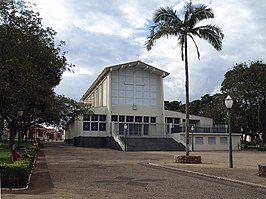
[172,133,242,151]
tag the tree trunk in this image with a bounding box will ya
[9,119,17,148]
[0,117,4,141]
[184,35,190,156]
[261,100,266,143]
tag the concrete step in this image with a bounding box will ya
[120,137,185,151]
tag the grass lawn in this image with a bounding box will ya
[0,141,37,164]
[0,143,13,164]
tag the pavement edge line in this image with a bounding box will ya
[148,162,266,189]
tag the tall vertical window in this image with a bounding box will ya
[83,122,90,131]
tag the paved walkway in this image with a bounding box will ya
[2,142,266,198]
[151,150,266,187]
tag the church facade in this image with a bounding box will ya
[65,61,241,151]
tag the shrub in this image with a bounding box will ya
[258,146,266,151]
[0,158,33,188]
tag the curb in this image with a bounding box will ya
[148,162,266,189]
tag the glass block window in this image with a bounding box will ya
[119,115,125,122]
[83,122,90,131]
[99,123,106,131]
[83,114,90,121]
[91,115,98,121]
[111,115,118,121]
[99,115,106,121]
[135,116,142,122]
[126,116,134,122]
[208,137,216,145]
[195,137,203,145]
[220,137,228,145]
[151,117,156,123]
[91,122,98,131]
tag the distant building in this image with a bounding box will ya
[65,61,241,151]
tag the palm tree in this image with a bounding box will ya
[146,2,224,156]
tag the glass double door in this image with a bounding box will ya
[128,124,142,136]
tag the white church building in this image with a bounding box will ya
[65,61,241,151]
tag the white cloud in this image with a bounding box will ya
[28,0,266,103]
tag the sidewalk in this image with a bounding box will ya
[150,150,266,187]
[2,144,266,199]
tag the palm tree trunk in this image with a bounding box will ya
[184,35,190,156]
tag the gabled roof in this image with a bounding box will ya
[81,60,170,101]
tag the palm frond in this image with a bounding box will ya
[194,25,224,51]
[188,34,200,59]
[187,5,214,28]
[146,6,183,51]
[153,6,181,24]
[146,24,180,51]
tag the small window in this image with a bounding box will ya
[91,115,98,121]
[144,117,149,123]
[91,122,98,131]
[166,118,173,123]
[174,118,180,124]
[111,115,118,121]
[119,115,125,122]
[83,114,90,121]
[126,116,134,122]
[208,137,216,145]
[195,137,203,145]
[99,115,106,121]
[99,123,106,131]
[83,122,90,131]
[220,137,228,145]
[135,116,142,122]
[151,117,156,123]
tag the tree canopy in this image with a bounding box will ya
[0,0,79,144]
[221,61,266,141]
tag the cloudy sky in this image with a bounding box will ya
[29,0,266,103]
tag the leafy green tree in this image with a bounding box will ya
[164,100,182,112]
[221,61,266,143]
[146,2,224,155]
[166,94,227,125]
[0,0,73,146]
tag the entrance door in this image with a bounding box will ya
[128,124,142,136]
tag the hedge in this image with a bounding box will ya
[0,158,33,188]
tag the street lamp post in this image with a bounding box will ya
[17,109,24,148]
[124,123,128,152]
[191,125,194,151]
[225,95,233,168]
